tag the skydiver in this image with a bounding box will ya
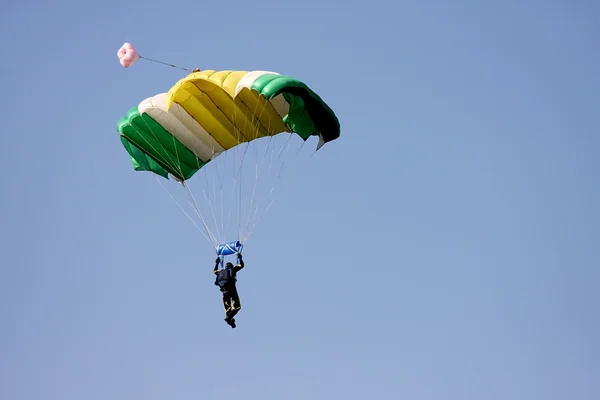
[214,253,245,328]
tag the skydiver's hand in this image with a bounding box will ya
[215,257,221,264]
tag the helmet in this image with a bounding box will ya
[225,262,234,269]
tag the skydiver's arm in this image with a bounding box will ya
[213,257,221,274]
[234,254,244,272]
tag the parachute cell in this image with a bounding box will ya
[116,97,207,182]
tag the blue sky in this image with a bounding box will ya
[1,0,599,399]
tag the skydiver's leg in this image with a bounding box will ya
[222,292,236,328]
[227,288,241,320]
[223,292,232,319]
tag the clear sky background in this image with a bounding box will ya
[1,1,599,399]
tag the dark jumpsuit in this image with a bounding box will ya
[214,258,244,320]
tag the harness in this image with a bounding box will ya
[215,267,236,290]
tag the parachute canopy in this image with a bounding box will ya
[117,70,340,182]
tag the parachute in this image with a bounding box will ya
[117,42,140,68]
[116,67,340,254]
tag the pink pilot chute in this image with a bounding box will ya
[117,42,140,68]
